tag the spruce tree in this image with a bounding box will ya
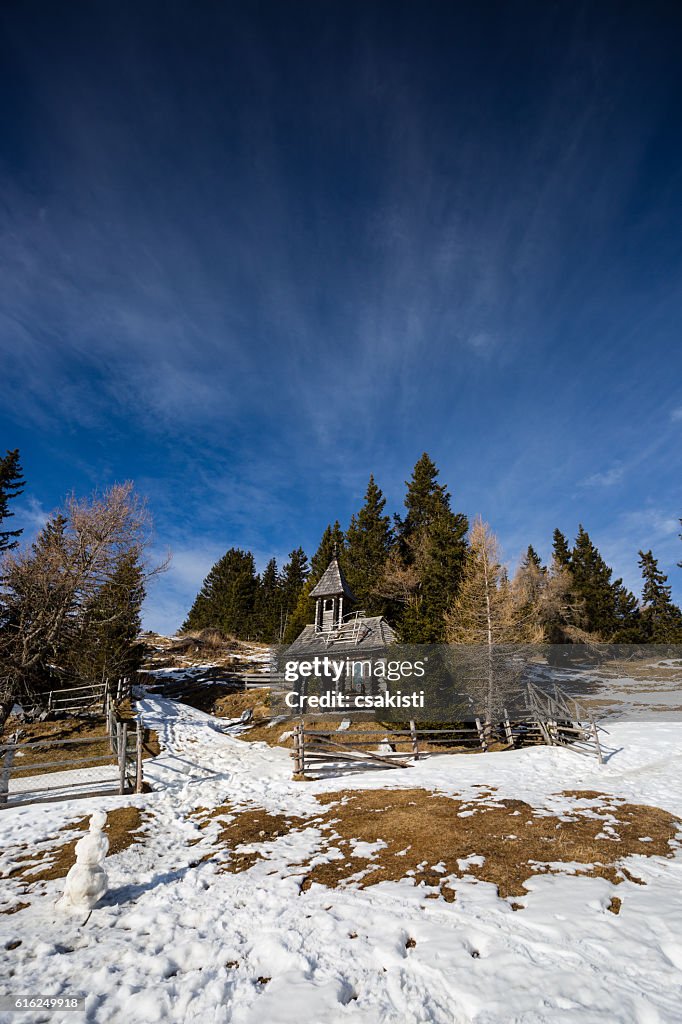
[254,557,281,641]
[552,529,571,569]
[281,548,309,609]
[570,526,625,639]
[278,548,309,640]
[345,475,393,615]
[68,551,146,681]
[310,522,345,577]
[611,582,642,643]
[521,545,544,571]
[394,454,468,641]
[0,449,25,553]
[183,548,258,638]
[638,550,682,642]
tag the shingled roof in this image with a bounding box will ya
[310,556,356,601]
[286,615,397,656]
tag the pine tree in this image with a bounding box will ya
[521,545,544,571]
[345,475,393,615]
[310,522,345,577]
[0,449,25,553]
[393,454,468,641]
[552,529,571,569]
[68,551,146,682]
[569,526,621,638]
[253,557,281,641]
[183,548,258,638]
[638,550,682,642]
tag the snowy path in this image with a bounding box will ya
[2,699,682,1023]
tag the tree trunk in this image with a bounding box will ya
[0,699,15,735]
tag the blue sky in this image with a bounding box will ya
[1,1,681,632]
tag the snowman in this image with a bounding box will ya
[57,810,109,917]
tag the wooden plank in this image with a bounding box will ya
[305,746,409,760]
[1,736,112,752]
[302,751,409,768]
[303,739,410,769]
[10,755,115,773]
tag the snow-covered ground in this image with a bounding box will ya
[2,698,682,1023]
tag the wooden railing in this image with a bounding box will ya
[290,680,605,777]
[0,704,144,807]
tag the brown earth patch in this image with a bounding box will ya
[2,806,149,886]
[296,789,682,899]
[141,630,269,671]
[191,804,308,871]
[0,901,29,915]
[211,688,271,721]
[186,788,681,905]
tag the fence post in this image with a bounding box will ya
[118,721,128,794]
[409,719,420,761]
[293,724,301,774]
[0,748,14,805]
[475,717,488,753]
[590,715,604,765]
[293,723,306,776]
[135,721,143,793]
[503,709,513,747]
[108,708,117,754]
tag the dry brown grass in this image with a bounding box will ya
[2,806,149,887]
[191,803,306,872]
[142,630,268,670]
[295,789,681,898]
[210,688,271,721]
[0,901,29,915]
[190,788,681,904]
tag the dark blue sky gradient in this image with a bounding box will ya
[1,1,681,630]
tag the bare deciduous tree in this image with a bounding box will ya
[444,518,542,720]
[0,482,168,729]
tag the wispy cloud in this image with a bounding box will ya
[581,464,625,488]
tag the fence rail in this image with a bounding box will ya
[18,676,135,719]
[0,705,144,808]
[291,681,605,777]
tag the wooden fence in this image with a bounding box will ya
[0,706,144,808]
[19,676,134,719]
[291,683,605,777]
